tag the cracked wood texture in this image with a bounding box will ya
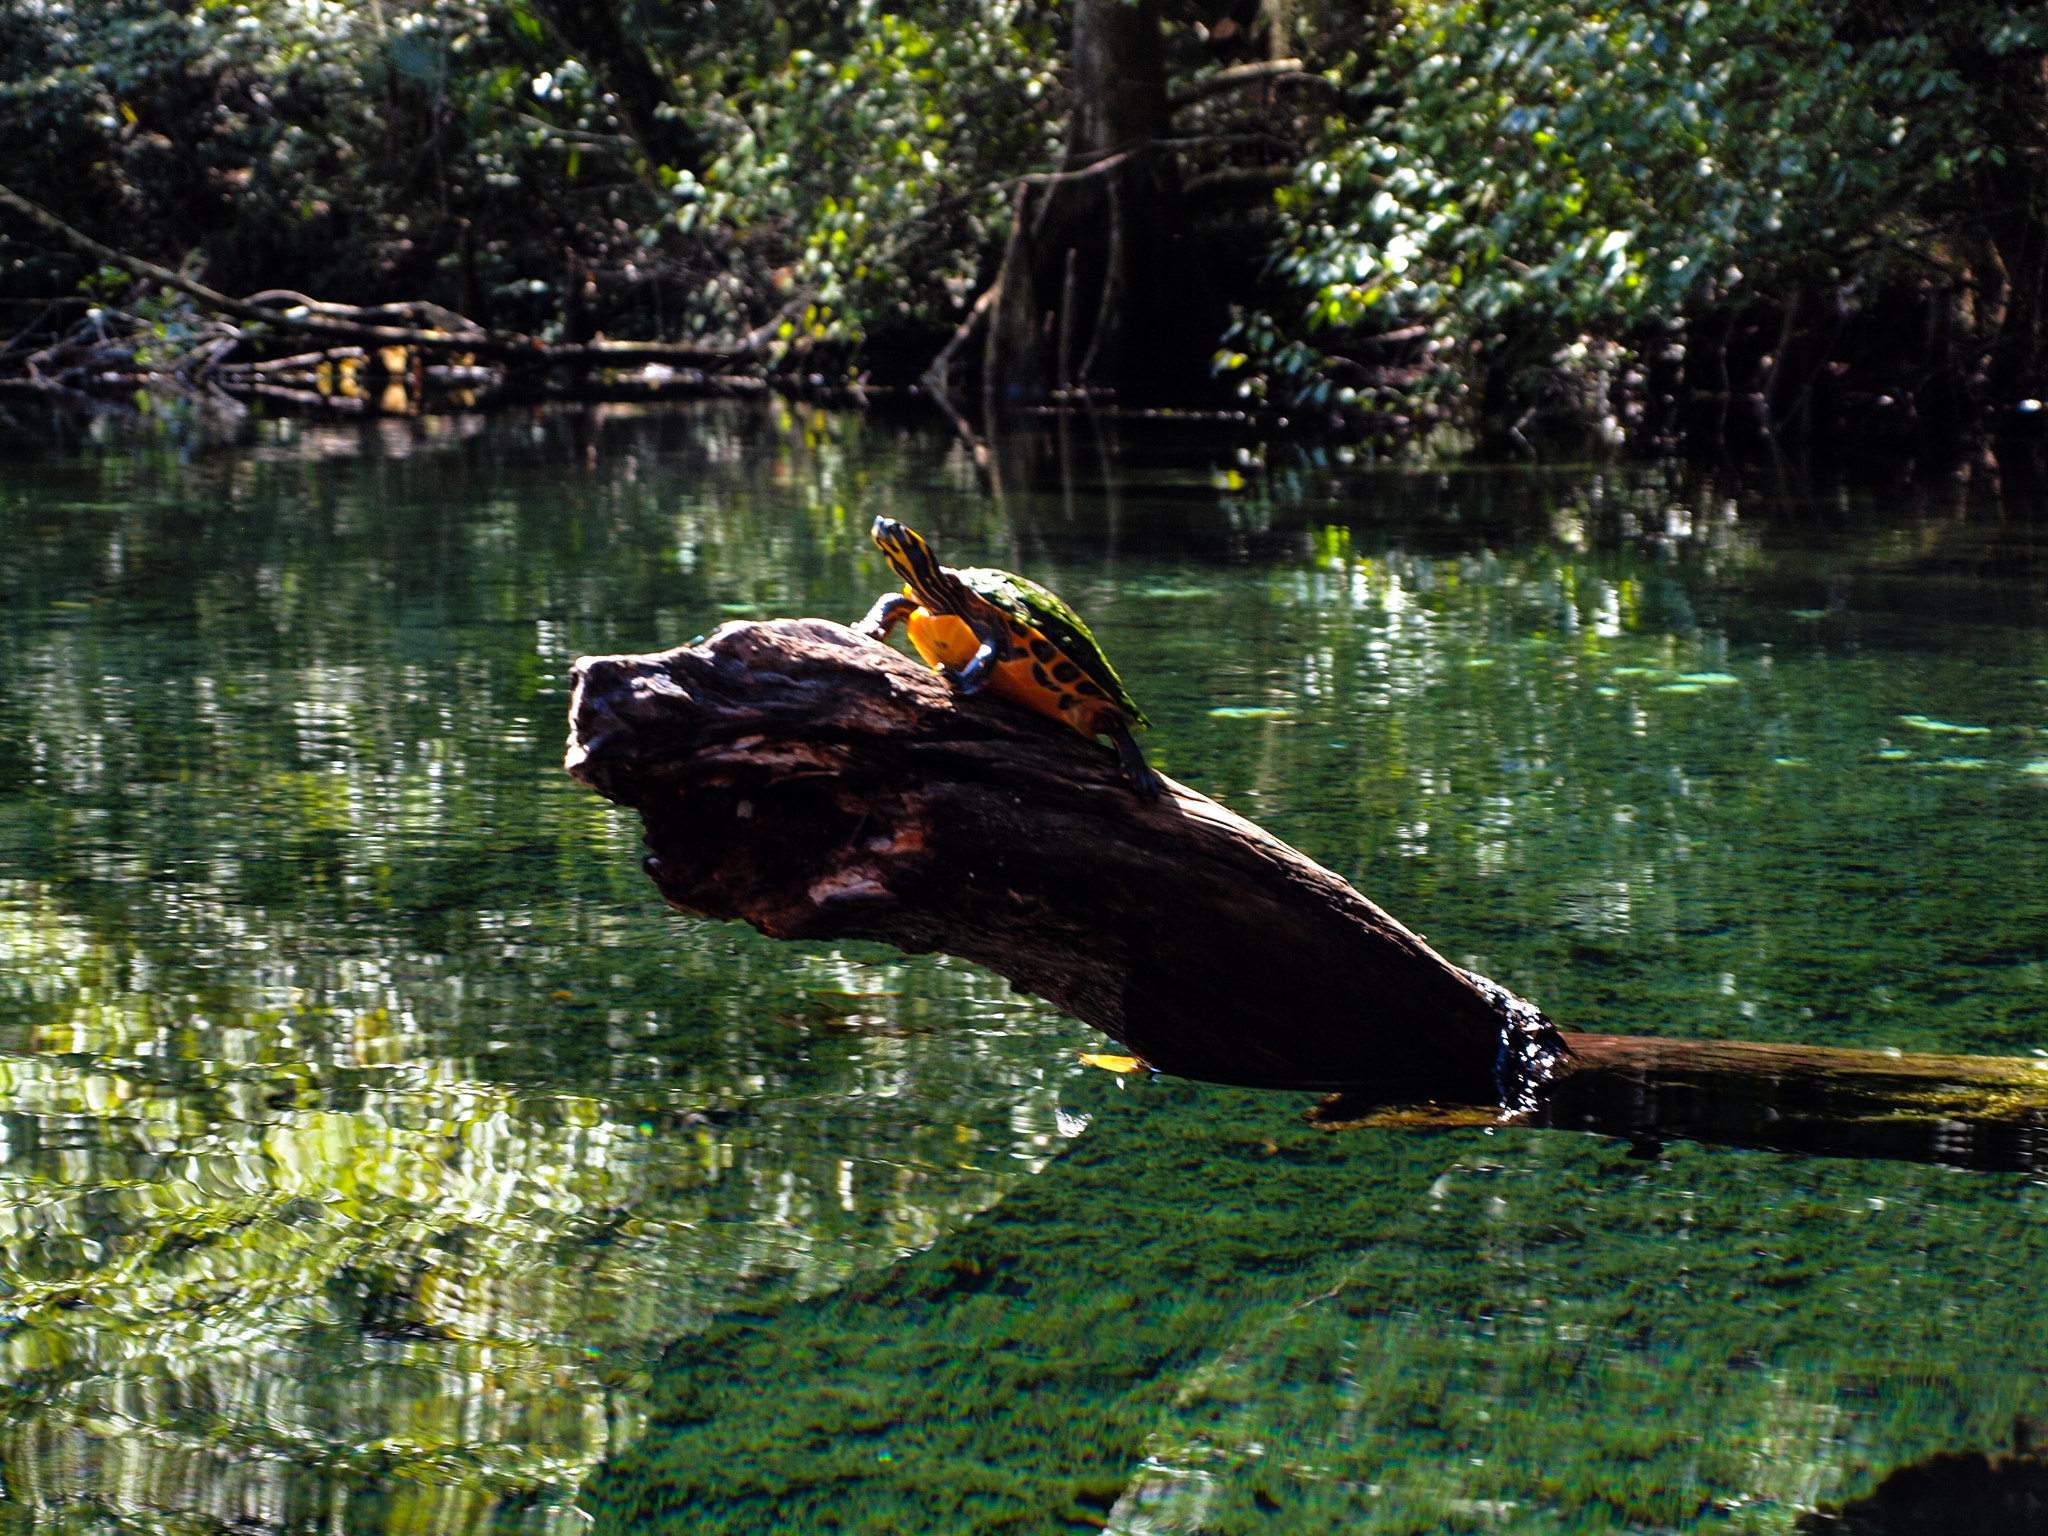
[564,618,1568,1102]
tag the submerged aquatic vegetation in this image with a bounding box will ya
[592,1077,2048,1534]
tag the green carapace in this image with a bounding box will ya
[857,516,1163,799]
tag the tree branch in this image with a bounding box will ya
[1182,165,1297,203]
[1168,58,1310,111]
[566,618,1569,1102]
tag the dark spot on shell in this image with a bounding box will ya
[1057,693,1076,711]
[1007,618,1031,638]
[1031,663,1053,689]
[1029,639,1057,663]
[1077,681,1106,698]
[1052,661,1081,683]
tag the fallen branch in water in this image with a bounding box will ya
[1318,1033,2048,1172]
[0,180,751,388]
[563,619,2048,1172]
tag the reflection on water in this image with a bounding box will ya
[0,402,2044,1531]
[0,407,1092,1531]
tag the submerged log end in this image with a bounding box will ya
[566,618,1568,1104]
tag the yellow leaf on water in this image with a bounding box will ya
[1080,1052,1144,1074]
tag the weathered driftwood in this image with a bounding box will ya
[566,618,1569,1105]
[565,618,2048,1171]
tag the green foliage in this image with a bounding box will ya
[657,0,1062,353]
[0,0,672,320]
[4,0,2041,416]
[0,0,1066,362]
[1226,0,2048,433]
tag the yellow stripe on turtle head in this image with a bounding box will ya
[871,517,950,610]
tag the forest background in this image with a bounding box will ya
[1,0,2044,453]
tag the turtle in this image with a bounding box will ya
[856,516,1165,799]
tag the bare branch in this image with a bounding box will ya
[564,619,2048,1172]
[1168,58,1308,111]
[1183,165,1297,202]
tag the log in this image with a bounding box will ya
[564,619,2048,1171]
[565,618,1569,1105]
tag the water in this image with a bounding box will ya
[0,402,2043,1533]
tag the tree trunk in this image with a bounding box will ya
[562,619,2048,1172]
[983,0,1224,403]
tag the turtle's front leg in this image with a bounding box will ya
[856,592,919,641]
[939,616,1012,695]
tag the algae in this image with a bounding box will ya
[591,1079,2048,1534]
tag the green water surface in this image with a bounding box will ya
[0,403,2043,1533]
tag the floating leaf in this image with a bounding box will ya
[1899,715,1991,734]
[1080,1052,1144,1074]
[2022,761,2048,776]
[1209,706,1290,719]
[1877,750,1913,761]
[1788,609,1830,620]
[1611,666,1660,677]
[1465,657,1497,668]
[1773,757,1808,766]
[1677,672,1740,686]
[1595,686,1619,697]
[1655,683,1704,694]
[1932,758,1992,770]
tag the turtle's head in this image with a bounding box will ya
[871,517,950,608]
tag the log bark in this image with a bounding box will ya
[563,619,2048,1171]
[566,618,1567,1103]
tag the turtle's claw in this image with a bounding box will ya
[939,664,987,696]
[856,592,918,643]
